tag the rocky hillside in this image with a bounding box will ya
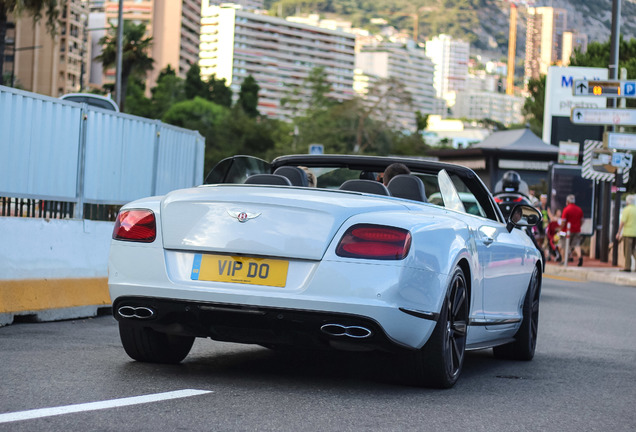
[267,0,636,59]
[479,0,636,57]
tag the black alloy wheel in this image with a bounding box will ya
[443,268,469,380]
[405,266,468,388]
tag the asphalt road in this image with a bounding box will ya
[1,276,635,432]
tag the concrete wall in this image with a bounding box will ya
[0,217,114,326]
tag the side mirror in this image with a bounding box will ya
[506,204,542,233]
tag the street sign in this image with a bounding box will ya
[611,152,633,169]
[309,144,324,154]
[606,132,636,150]
[558,140,580,164]
[571,108,636,126]
[543,66,608,145]
[573,80,636,97]
[582,140,630,184]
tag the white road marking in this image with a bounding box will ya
[0,389,212,424]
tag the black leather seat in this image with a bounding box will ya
[244,174,292,186]
[387,174,427,202]
[339,179,390,196]
[273,166,309,186]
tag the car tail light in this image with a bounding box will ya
[113,209,156,242]
[336,224,411,260]
[494,197,502,203]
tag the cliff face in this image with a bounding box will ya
[265,0,636,59]
[475,0,636,58]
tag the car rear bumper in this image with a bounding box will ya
[113,296,433,353]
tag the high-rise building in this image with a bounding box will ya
[200,3,356,119]
[355,42,438,131]
[10,0,90,96]
[561,30,588,66]
[524,7,567,81]
[99,0,201,91]
[425,34,469,109]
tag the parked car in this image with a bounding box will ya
[108,154,543,388]
[59,93,119,112]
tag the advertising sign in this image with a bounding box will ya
[558,141,580,164]
[543,66,608,145]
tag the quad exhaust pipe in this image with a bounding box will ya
[117,305,155,320]
[320,323,372,339]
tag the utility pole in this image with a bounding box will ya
[115,0,124,108]
[609,0,622,265]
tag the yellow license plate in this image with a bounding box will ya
[191,254,289,287]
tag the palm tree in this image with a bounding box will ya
[0,0,59,86]
[95,21,154,112]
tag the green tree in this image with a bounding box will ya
[237,75,260,117]
[415,111,429,133]
[162,97,231,172]
[307,66,335,111]
[184,63,209,100]
[353,77,413,154]
[95,21,154,112]
[522,75,545,137]
[149,66,185,119]
[0,0,59,86]
[207,74,233,108]
[124,77,153,117]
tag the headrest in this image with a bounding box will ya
[273,166,309,186]
[244,174,292,186]
[339,179,390,196]
[387,174,427,202]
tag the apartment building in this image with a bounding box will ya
[524,6,567,80]
[98,0,201,91]
[199,3,356,119]
[453,91,524,127]
[425,34,469,109]
[205,0,264,11]
[355,42,438,131]
[10,0,90,96]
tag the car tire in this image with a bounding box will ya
[493,266,541,361]
[405,266,468,388]
[119,323,195,364]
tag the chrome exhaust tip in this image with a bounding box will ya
[320,324,372,339]
[117,306,155,320]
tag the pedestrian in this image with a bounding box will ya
[616,194,636,272]
[561,194,584,267]
[546,208,563,262]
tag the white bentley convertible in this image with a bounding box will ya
[108,155,543,388]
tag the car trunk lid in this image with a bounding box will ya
[160,185,408,260]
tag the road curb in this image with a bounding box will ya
[544,264,636,286]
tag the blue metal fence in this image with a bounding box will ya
[0,85,205,220]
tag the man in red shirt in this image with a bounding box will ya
[561,194,585,266]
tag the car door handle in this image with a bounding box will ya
[481,236,494,246]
